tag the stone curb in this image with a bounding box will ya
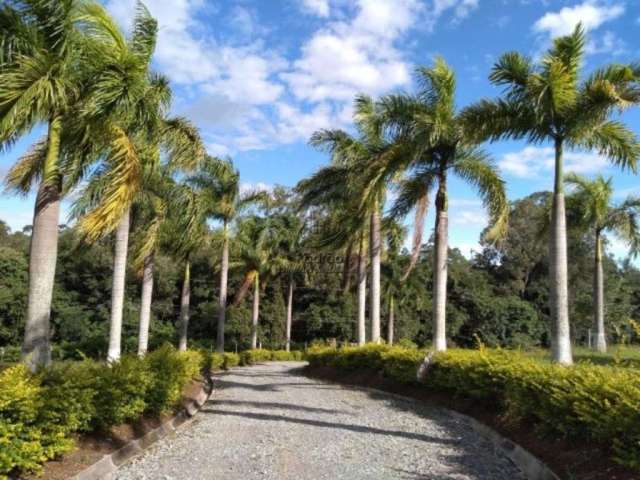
[71,379,214,480]
[304,369,561,480]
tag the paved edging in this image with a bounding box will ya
[71,378,214,480]
[303,369,561,480]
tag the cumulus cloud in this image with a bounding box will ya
[282,0,419,103]
[533,1,624,38]
[499,146,610,179]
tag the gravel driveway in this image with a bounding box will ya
[116,362,525,480]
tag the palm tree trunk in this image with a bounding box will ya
[137,253,154,356]
[341,240,353,295]
[370,202,381,343]
[432,173,448,352]
[357,232,367,346]
[251,274,260,349]
[387,296,394,345]
[178,261,191,352]
[550,139,573,365]
[107,208,130,362]
[22,116,62,371]
[285,277,293,352]
[594,231,606,352]
[216,224,229,352]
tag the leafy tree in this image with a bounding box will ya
[462,25,640,364]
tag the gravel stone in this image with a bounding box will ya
[115,362,525,480]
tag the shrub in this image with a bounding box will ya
[223,352,240,369]
[0,365,52,477]
[239,349,273,365]
[206,352,225,371]
[270,350,304,361]
[91,355,152,429]
[305,345,640,470]
[177,350,205,379]
[144,345,197,414]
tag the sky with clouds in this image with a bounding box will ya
[1,0,639,259]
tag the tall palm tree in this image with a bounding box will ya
[564,174,640,352]
[296,163,370,345]
[381,218,407,345]
[0,0,100,370]
[379,59,509,352]
[70,4,204,361]
[268,210,305,351]
[187,156,265,352]
[163,182,208,352]
[308,97,397,343]
[462,25,640,363]
[233,215,271,349]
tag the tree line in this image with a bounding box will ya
[1,1,638,369]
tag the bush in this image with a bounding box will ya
[223,352,240,369]
[270,350,303,361]
[206,352,225,371]
[144,345,201,415]
[239,349,273,365]
[307,345,640,470]
[0,347,209,478]
[0,365,55,477]
[91,355,152,429]
[425,349,640,469]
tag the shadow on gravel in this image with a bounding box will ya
[209,400,345,415]
[200,409,461,446]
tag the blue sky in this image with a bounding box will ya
[1,0,639,258]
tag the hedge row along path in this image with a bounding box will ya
[115,362,524,480]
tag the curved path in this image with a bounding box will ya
[116,362,525,480]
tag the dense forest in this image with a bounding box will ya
[2,188,638,360]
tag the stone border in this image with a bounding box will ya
[302,368,561,480]
[71,379,214,480]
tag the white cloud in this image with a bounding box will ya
[301,0,330,17]
[451,210,488,226]
[282,0,420,103]
[533,1,624,38]
[499,146,610,179]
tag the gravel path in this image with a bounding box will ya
[116,362,525,480]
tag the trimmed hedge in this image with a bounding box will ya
[239,349,304,365]
[0,345,206,479]
[306,345,640,470]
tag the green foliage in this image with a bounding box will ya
[144,345,202,415]
[207,352,225,371]
[239,349,274,365]
[307,345,640,469]
[425,349,640,469]
[90,355,152,429]
[306,344,423,384]
[0,348,208,477]
[223,352,240,369]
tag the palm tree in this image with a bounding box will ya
[462,25,640,363]
[163,182,208,352]
[233,215,271,349]
[564,174,640,352]
[187,156,265,352]
[70,4,204,361]
[268,210,305,351]
[379,59,509,352]
[381,218,407,345]
[296,164,369,345]
[0,0,101,370]
[308,97,397,343]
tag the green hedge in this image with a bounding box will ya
[306,345,640,470]
[0,345,206,479]
[238,349,304,365]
